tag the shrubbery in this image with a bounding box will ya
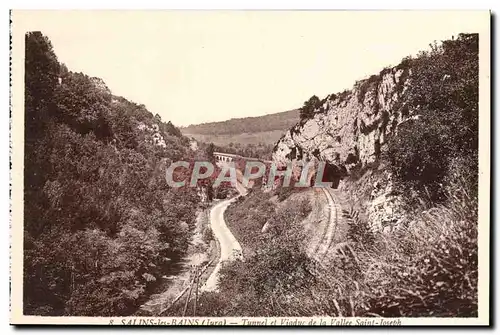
[194,193,313,316]
[321,186,478,317]
[299,95,322,120]
[23,32,201,316]
[188,34,479,318]
[191,185,477,317]
[386,33,478,204]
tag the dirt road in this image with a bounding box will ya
[202,182,246,292]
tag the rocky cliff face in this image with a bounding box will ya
[137,122,168,148]
[273,66,411,173]
[273,65,414,232]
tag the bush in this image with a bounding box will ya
[201,226,213,244]
[386,33,478,204]
[194,183,477,317]
[345,207,374,247]
[299,95,321,120]
[363,186,477,316]
[214,186,229,199]
[195,197,313,316]
[274,185,296,202]
[309,185,478,317]
[357,74,380,104]
[23,32,200,316]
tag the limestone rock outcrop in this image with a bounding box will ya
[272,65,415,232]
[137,122,167,148]
[273,66,412,173]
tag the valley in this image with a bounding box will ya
[22,30,480,319]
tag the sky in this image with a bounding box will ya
[15,10,486,126]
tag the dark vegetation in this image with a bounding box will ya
[297,33,478,207]
[194,190,314,316]
[182,110,299,156]
[23,31,478,318]
[299,95,322,120]
[223,190,275,256]
[23,32,204,316]
[357,74,380,105]
[189,34,479,317]
[298,90,351,122]
[386,33,479,204]
[182,185,477,317]
[185,130,287,149]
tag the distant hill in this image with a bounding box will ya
[181,109,299,146]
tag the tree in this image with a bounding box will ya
[24,32,60,197]
[25,32,60,140]
[205,142,216,162]
[386,33,478,202]
[23,32,201,316]
[299,95,321,120]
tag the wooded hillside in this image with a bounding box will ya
[23,32,201,316]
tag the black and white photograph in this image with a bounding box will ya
[9,10,490,326]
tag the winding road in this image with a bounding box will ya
[203,182,340,293]
[203,181,340,293]
[140,156,341,312]
[201,181,246,292]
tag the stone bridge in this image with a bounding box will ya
[213,152,237,162]
[213,152,271,164]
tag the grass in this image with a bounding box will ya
[223,189,274,256]
[181,109,299,137]
[193,184,478,317]
[193,190,314,316]
[308,185,478,317]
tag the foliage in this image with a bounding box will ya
[23,32,201,316]
[192,34,479,318]
[187,130,288,151]
[273,180,305,202]
[223,189,275,254]
[322,186,478,317]
[357,74,380,104]
[193,186,477,317]
[195,195,313,316]
[386,33,478,203]
[204,142,216,163]
[344,207,374,247]
[363,189,478,316]
[299,95,322,120]
[23,31,479,319]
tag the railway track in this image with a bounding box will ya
[311,187,340,263]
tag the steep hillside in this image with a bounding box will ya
[193,33,479,318]
[23,32,204,316]
[273,69,409,168]
[273,33,478,231]
[181,109,299,146]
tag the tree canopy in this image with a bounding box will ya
[23,32,201,316]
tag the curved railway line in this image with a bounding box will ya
[311,187,341,263]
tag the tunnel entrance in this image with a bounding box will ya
[309,162,343,188]
[322,162,342,188]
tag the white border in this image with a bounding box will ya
[3,3,496,333]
